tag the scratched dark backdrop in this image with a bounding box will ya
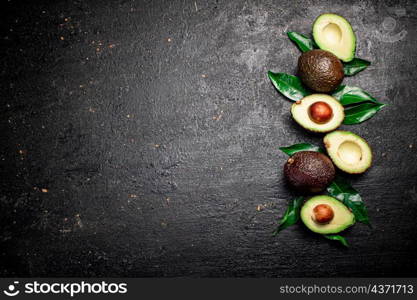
[1,0,417,277]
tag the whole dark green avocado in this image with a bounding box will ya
[298,49,344,93]
[284,151,335,193]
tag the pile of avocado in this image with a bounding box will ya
[284,130,372,236]
[293,14,357,133]
[275,14,376,243]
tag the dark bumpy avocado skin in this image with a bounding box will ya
[284,151,335,193]
[298,49,344,93]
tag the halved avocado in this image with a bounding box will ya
[301,195,355,234]
[324,131,372,174]
[291,94,344,133]
[313,13,356,62]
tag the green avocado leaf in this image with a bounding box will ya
[324,234,349,247]
[343,102,386,124]
[331,86,386,124]
[287,32,316,52]
[327,177,370,225]
[332,85,378,106]
[273,196,304,235]
[343,58,371,76]
[279,143,324,156]
[268,72,310,101]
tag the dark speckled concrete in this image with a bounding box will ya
[1,0,417,277]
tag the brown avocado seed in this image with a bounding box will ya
[313,204,334,224]
[308,101,333,124]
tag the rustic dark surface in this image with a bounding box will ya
[1,0,417,277]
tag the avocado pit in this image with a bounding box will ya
[337,141,362,165]
[313,204,334,224]
[308,101,333,124]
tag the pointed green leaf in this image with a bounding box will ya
[273,197,304,235]
[324,234,349,247]
[279,143,324,156]
[287,32,316,52]
[343,58,371,76]
[268,72,310,101]
[327,177,370,225]
[343,102,386,124]
[332,85,378,106]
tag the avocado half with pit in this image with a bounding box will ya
[291,94,344,133]
[324,131,372,174]
[313,13,356,62]
[301,195,355,234]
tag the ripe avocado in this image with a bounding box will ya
[313,13,356,62]
[298,49,344,93]
[301,195,355,234]
[291,94,344,133]
[284,151,335,193]
[324,130,372,174]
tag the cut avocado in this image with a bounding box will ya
[291,94,344,133]
[298,49,344,93]
[313,13,356,62]
[301,195,355,234]
[324,131,372,174]
[284,151,335,193]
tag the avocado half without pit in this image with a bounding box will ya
[298,49,344,93]
[291,94,344,133]
[312,13,356,62]
[301,195,355,234]
[324,130,372,174]
[284,151,335,193]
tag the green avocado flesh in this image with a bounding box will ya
[324,131,372,174]
[301,195,355,234]
[291,94,344,133]
[313,13,356,62]
[298,49,344,93]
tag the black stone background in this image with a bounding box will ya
[1,0,417,277]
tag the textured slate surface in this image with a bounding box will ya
[1,0,417,277]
